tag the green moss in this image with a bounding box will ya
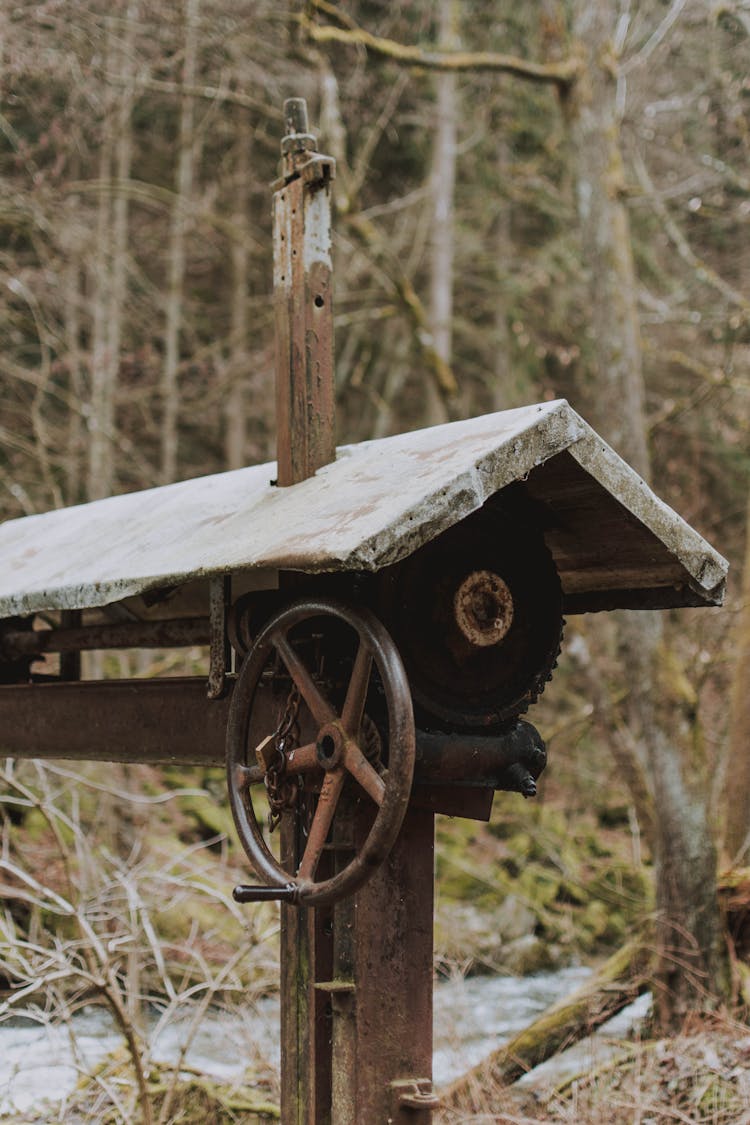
[178,793,235,843]
[21,808,50,842]
[697,1076,738,1116]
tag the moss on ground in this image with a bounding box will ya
[434,790,652,974]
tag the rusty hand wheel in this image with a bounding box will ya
[227,598,415,908]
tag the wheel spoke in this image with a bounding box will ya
[297,769,345,881]
[343,740,386,806]
[284,741,319,774]
[272,632,336,727]
[341,641,373,736]
[233,761,262,788]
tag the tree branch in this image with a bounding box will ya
[632,149,750,317]
[300,12,579,91]
[344,212,460,402]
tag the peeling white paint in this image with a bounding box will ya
[0,400,728,617]
[302,186,332,271]
[272,190,293,294]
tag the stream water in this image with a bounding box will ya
[0,966,649,1117]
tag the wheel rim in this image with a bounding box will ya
[226,597,415,907]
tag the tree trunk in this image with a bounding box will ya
[569,0,730,1029]
[492,130,512,411]
[223,109,251,471]
[87,3,136,503]
[426,0,459,426]
[161,0,199,484]
[442,937,650,1110]
[64,255,84,506]
[87,27,115,503]
[723,493,750,863]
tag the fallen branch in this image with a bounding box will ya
[441,937,651,1111]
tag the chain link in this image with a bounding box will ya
[265,682,301,832]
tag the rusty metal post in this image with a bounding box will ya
[273,98,336,487]
[280,802,438,1123]
[273,97,439,1123]
[347,807,438,1123]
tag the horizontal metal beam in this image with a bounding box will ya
[0,681,545,806]
[0,678,229,766]
[1,618,210,659]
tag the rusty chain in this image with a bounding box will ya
[265,681,301,832]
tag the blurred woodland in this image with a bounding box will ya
[1,0,750,1119]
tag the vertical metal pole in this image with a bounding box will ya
[59,609,81,681]
[350,808,438,1123]
[272,98,336,487]
[281,803,438,1123]
[273,98,439,1124]
[280,802,336,1124]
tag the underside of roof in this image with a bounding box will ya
[0,400,727,617]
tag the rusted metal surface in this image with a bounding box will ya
[207,574,230,699]
[351,807,437,1122]
[377,508,565,731]
[227,598,416,907]
[454,568,514,646]
[273,99,336,487]
[415,721,546,788]
[0,678,232,765]
[278,805,437,1123]
[58,609,81,680]
[0,400,728,619]
[408,783,494,821]
[0,678,547,830]
[0,616,209,658]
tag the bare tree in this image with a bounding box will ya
[88,7,137,502]
[723,498,750,863]
[223,108,251,471]
[569,0,730,1028]
[426,0,459,425]
[161,0,200,485]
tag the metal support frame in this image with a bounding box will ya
[208,574,231,699]
[270,99,441,1115]
[281,803,438,1123]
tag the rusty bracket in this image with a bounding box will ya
[207,574,231,699]
[272,96,336,190]
[271,152,335,193]
[58,609,81,681]
[313,979,356,994]
[389,1078,442,1119]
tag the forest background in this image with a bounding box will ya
[1,0,750,1120]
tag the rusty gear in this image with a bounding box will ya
[375,494,563,732]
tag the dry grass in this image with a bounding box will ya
[438,1012,750,1124]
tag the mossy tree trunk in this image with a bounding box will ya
[569,0,730,1030]
[442,938,650,1111]
[223,107,251,471]
[723,492,750,864]
[426,0,459,426]
[161,0,200,485]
